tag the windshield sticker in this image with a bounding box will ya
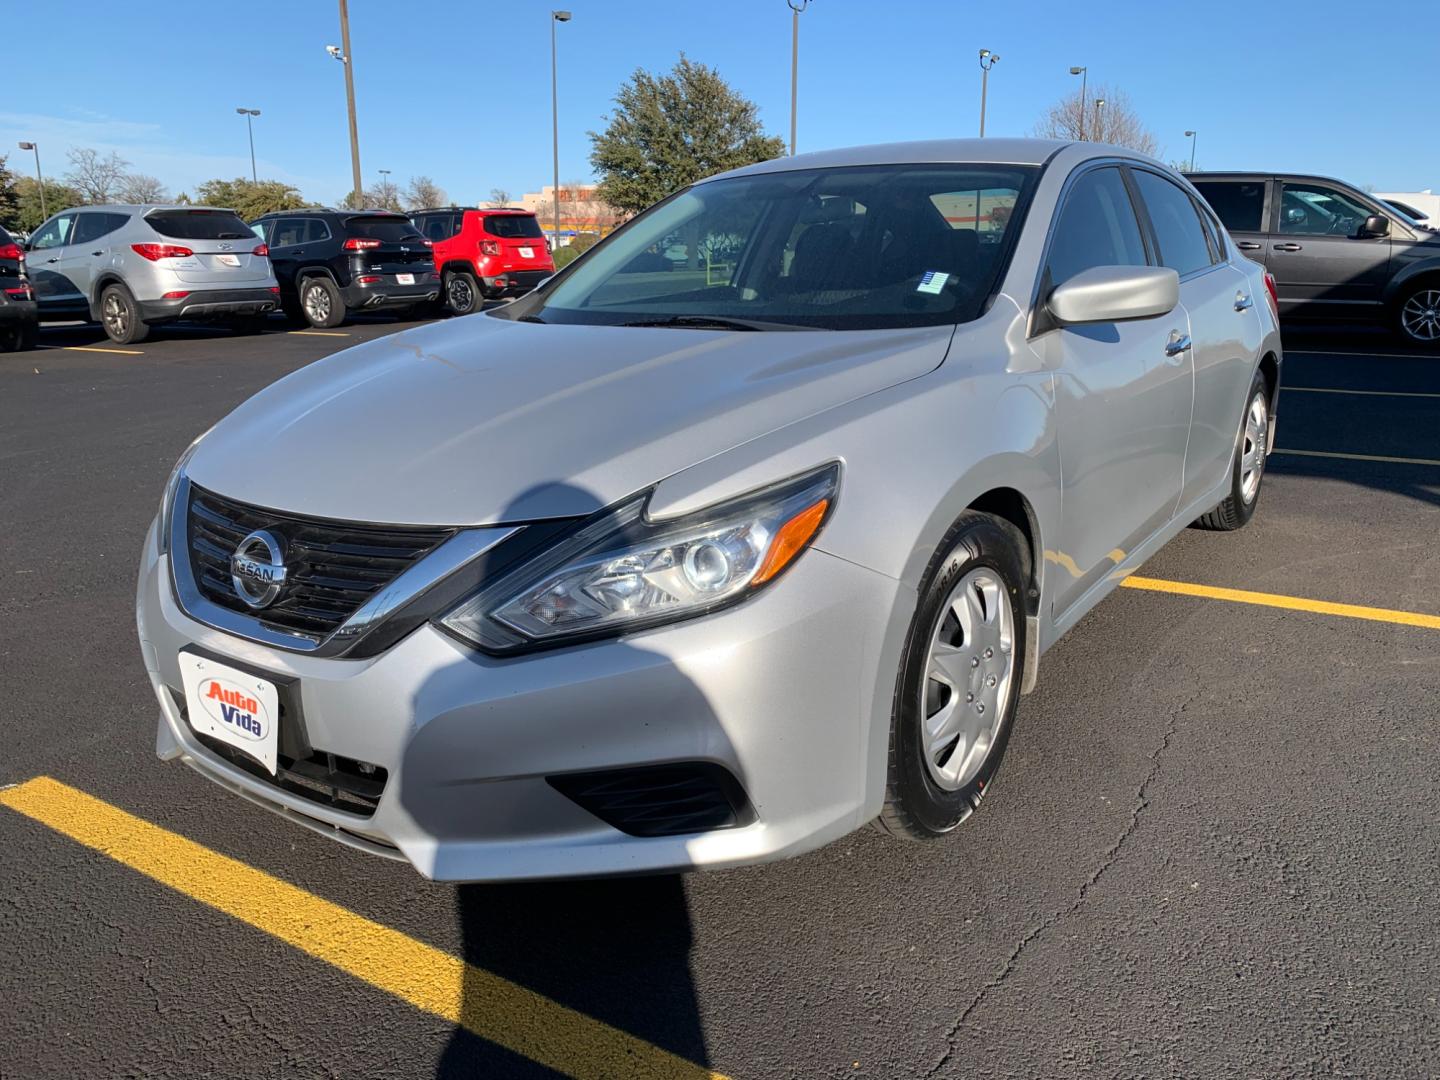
[916,270,949,295]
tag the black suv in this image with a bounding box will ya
[248,209,439,328]
[1192,172,1440,346]
[0,224,37,352]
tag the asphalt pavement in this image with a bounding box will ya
[2,315,1438,1079]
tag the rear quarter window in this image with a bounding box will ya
[1192,181,1266,234]
[484,214,545,239]
[146,210,254,240]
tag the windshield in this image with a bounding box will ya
[496,164,1037,330]
[344,216,424,243]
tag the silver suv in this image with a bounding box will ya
[27,205,280,344]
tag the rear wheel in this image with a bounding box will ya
[877,511,1028,840]
[1393,282,1440,348]
[444,270,482,316]
[1195,369,1270,531]
[0,321,37,352]
[300,276,345,329]
[99,284,150,344]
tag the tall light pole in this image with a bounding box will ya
[550,10,571,248]
[978,50,999,137]
[788,0,813,155]
[1094,98,1106,142]
[1069,66,1088,140]
[235,109,261,183]
[1185,130,1198,172]
[17,142,45,220]
[328,0,362,209]
[378,168,391,209]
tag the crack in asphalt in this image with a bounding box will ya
[923,692,1192,1078]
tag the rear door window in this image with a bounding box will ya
[484,214,545,239]
[73,212,130,245]
[1045,167,1148,287]
[1131,170,1213,277]
[146,209,253,240]
[344,216,424,243]
[1192,181,1267,234]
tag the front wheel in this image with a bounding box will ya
[1194,370,1270,531]
[1393,282,1440,348]
[877,511,1028,840]
[99,284,150,344]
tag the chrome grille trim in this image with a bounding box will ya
[168,475,520,656]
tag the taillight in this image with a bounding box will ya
[4,284,32,299]
[252,244,269,258]
[132,243,194,261]
[357,275,380,285]
[343,237,382,251]
[1263,271,1279,318]
[480,240,501,256]
[0,243,23,261]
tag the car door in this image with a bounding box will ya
[264,216,312,296]
[1032,165,1195,620]
[1191,177,1270,263]
[26,212,81,314]
[1268,179,1391,315]
[64,211,128,309]
[1130,168,1261,509]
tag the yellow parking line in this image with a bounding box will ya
[1272,448,1440,467]
[37,344,144,356]
[0,777,728,1080]
[1121,576,1440,630]
[288,330,351,338]
[1283,386,1440,400]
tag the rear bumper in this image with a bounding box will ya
[139,288,279,323]
[341,278,440,311]
[0,298,38,324]
[483,269,550,297]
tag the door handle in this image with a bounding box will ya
[1273,242,1303,252]
[91,250,103,256]
[1236,241,1262,251]
[45,257,59,264]
[1234,292,1254,312]
[1165,331,1192,358]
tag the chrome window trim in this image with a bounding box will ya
[167,475,519,657]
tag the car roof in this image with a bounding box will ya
[410,206,535,215]
[77,204,244,213]
[1189,172,1360,189]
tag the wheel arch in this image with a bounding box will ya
[1382,259,1440,309]
[439,259,478,279]
[88,272,131,320]
[1258,351,1280,414]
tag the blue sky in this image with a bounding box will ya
[7,0,1437,206]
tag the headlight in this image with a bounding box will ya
[156,434,207,556]
[440,462,840,653]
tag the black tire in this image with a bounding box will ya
[299,275,346,329]
[0,321,37,352]
[228,314,271,335]
[443,270,483,316]
[1391,281,1440,349]
[99,283,150,344]
[877,511,1029,840]
[1194,369,1270,531]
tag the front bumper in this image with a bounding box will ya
[138,288,279,322]
[136,518,898,881]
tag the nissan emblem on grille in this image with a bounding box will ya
[230,530,288,608]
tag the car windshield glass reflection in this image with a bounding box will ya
[502,164,1037,330]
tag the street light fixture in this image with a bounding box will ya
[1184,130,1198,173]
[235,108,261,184]
[550,10,571,248]
[17,141,45,220]
[1069,65,1088,140]
[329,0,363,209]
[978,50,999,138]
[787,0,814,156]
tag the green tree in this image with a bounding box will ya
[0,156,20,229]
[12,176,84,232]
[193,178,307,218]
[589,55,785,215]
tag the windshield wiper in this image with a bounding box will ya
[617,315,821,332]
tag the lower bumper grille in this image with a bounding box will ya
[547,763,755,837]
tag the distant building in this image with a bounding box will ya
[518,184,627,243]
[1374,189,1440,225]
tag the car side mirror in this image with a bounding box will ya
[1284,207,1307,226]
[1360,214,1391,239]
[1046,265,1180,326]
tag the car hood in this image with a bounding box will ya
[186,314,952,526]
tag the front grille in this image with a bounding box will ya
[548,763,756,837]
[187,485,455,640]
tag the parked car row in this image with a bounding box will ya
[4,201,557,347]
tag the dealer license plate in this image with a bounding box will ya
[179,653,280,775]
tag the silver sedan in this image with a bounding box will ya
[135,138,1281,881]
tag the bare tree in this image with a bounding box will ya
[365,177,403,212]
[405,175,447,210]
[1032,86,1159,157]
[487,187,512,207]
[65,148,132,204]
[118,173,170,204]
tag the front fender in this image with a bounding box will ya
[1382,253,1440,307]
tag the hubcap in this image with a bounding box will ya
[304,284,331,323]
[920,567,1015,791]
[448,277,474,311]
[103,293,128,335]
[1401,289,1440,341]
[1240,391,1268,504]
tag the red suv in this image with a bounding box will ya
[409,207,555,315]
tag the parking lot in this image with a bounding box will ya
[2,315,1438,1078]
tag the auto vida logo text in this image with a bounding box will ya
[197,678,267,741]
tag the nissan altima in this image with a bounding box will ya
[135,139,1281,881]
